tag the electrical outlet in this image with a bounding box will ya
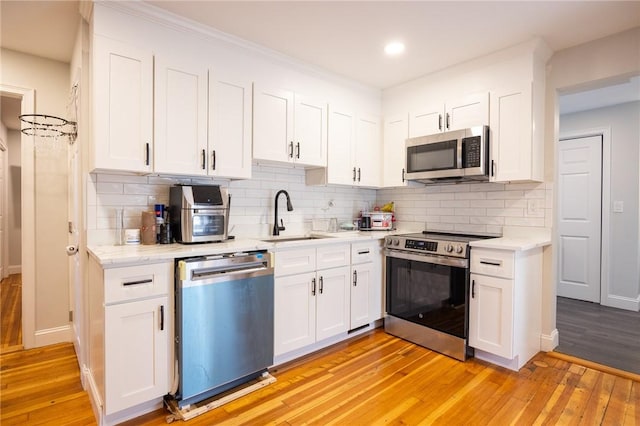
[613,201,624,213]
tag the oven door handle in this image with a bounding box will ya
[384,249,469,268]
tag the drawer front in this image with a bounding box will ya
[317,244,350,270]
[470,248,514,279]
[351,242,375,264]
[275,247,317,277]
[104,262,172,305]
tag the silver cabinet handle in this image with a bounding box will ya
[353,270,357,286]
[201,149,206,170]
[212,150,216,170]
[353,167,356,182]
[296,142,300,159]
[438,114,442,131]
[289,141,294,158]
[319,276,324,294]
[446,113,450,129]
[357,168,361,182]
[311,277,316,296]
[472,280,475,299]
[145,143,150,166]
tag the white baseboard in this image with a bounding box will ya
[84,367,103,425]
[540,329,559,352]
[8,265,21,274]
[602,294,640,312]
[34,324,73,347]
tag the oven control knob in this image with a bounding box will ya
[385,237,393,246]
[455,245,464,254]
[445,244,454,253]
[393,238,400,246]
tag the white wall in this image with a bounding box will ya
[560,101,640,305]
[87,164,376,245]
[542,26,640,344]
[7,129,21,271]
[0,48,71,334]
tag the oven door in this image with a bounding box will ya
[385,250,469,339]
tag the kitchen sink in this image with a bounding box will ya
[260,236,330,243]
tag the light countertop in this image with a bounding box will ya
[469,228,551,251]
[87,230,400,267]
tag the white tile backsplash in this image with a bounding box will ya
[377,181,552,235]
[87,165,552,245]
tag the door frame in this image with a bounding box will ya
[0,84,36,349]
[557,126,611,307]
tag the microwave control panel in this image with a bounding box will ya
[462,136,481,168]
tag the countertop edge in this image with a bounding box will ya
[469,236,551,251]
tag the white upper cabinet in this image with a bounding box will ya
[92,35,153,173]
[307,105,381,187]
[355,114,382,187]
[490,82,544,182]
[409,92,489,138]
[154,55,208,175]
[208,71,253,179]
[326,106,357,185]
[253,84,327,167]
[383,114,409,187]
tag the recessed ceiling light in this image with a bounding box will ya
[384,42,405,56]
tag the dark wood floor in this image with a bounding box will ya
[556,296,640,375]
[0,274,22,353]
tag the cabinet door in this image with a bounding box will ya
[154,56,208,175]
[445,92,489,131]
[469,273,514,359]
[209,71,252,179]
[355,114,381,187]
[350,263,371,329]
[104,297,169,414]
[316,266,350,341]
[92,35,153,173]
[490,83,536,182]
[274,272,316,356]
[294,95,327,167]
[327,106,356,185]
[253,84,294,163]
[409,104,443,137]
[383,114,409,187]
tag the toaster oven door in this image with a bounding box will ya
[182,208,228,243]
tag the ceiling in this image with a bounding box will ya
[1,1,639,130]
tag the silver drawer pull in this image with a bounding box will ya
[480,260,502,267]
[123,278,153,286]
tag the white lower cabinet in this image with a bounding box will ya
[274,241,383,358]
[88,258,173,421]
[104,297,169,414]
[469,246,542,371]
[274,244,350,356]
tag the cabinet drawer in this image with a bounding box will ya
[317,244,350,270]
[104,262,172,305]
[275,247,317,276]
[351,242,375,264]
[470,248,514,279]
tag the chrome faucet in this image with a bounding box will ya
[273,190,294,236]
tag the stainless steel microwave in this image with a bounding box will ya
[405,125,489,183]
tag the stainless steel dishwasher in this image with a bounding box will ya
[175,250,274,408]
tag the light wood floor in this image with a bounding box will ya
[1,329,638,425]
[126,330,639,425]
[0,274,22,353]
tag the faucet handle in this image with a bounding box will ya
[279,219,285,231]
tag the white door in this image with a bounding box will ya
[445,92,489,131]
[350,264,371,329]
[274,272,316,356]
[409,104,443,137]
[557,135,602,302]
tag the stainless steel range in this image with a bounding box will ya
[384,231,494,361]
